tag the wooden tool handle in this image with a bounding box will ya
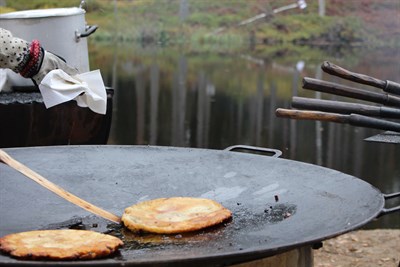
[275,108,348,123]
[0,149,121,224]
[302,77,400,107]
[276,108,400,132]
[321,61,386,89]
[322,61,400,96]
[292,97,400,119]
[291,97,380,116]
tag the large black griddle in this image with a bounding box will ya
[0,145,397,266]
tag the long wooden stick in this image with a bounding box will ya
[302,77,400,107]
[0,149,121,224]
[275,108,400,132]
[321,61,400,96]
[291,97,400,118]
[275,108,348,123]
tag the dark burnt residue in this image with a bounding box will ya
[40,215,115,233]
[39,204,296,253]
[112,218,233,250]
[232,203,297,232]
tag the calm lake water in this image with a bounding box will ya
[89,42,400,229]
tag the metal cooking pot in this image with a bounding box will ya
[0,6,97,87]
[0,89,114,148]
[0,145,398,266]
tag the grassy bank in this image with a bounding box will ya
[2,0,399,49]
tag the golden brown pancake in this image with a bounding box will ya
[0,229,123,260]
[122,197,232,234]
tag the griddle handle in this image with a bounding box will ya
[224,145,282,158]
[378,192,400,217]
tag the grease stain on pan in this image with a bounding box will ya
[38,202,297,259]
[200,186,247,202]
[107,203,296,248]
[223,171,237,178]
[116,203,297,250]
[253,183,280,194]
[231,203,297,231]
[253,183,288,200]
[316,190,344,201]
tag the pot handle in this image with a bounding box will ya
[224,145,282,158]
[377,192,400,217]
[75,25,98,42]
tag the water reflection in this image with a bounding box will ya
[92,44,399,229]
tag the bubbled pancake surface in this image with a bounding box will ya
[0,229,123,260]
[122,197,232,234]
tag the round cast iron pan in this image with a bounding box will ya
[0,145,388,266]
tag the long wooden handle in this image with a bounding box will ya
[275,108,348,123]
[321,61,400,96]
[291,97,400,118]
[321,61,386,88]
[302,77,400,107]
[0,149,121,224]
[276,108,400,132]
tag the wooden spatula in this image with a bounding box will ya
[0,149,121,224]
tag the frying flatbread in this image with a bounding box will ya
[0,229,123,260]
[122,197,232,234]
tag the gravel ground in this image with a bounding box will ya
[314,229,400,267]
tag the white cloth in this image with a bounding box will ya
[0,69,11,92]
[39,69,107,115]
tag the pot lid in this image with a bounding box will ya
[0,7,85,19]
